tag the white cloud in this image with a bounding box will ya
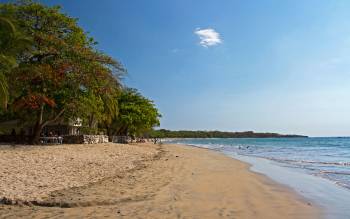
[194,28,222,47]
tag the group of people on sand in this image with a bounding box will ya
[130,137,161,144]
[129,137,161,144]
[135,138,146,143]
[40,131,63,144]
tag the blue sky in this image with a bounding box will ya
[7,0,350,136]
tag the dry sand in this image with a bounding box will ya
[0,143,321,218]
[0,143,158,202]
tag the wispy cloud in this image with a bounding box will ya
[194,28,222,47]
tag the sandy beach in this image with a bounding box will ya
[0,143,320,218]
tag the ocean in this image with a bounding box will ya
[165,137,350,218]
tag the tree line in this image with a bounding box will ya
[149,129,307,138]
[0,1,161,144]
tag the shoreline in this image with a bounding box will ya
[173,143,323,217]
[178,141,350,219]
[231,152,350,219]
[0,143,320,218]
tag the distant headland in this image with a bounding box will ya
[149,129,308,138]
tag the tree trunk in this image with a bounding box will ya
[88,114,95,128]
[30,104,45,144]
[30,122,43,144]
[29,106,65,145]
[117,126,128,136]
[105,123,112,142]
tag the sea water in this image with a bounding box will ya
[165,137,350,219]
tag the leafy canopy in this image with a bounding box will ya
[0,0,125,142]
[111,88,161,136]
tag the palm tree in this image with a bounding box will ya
[0,16,31,109]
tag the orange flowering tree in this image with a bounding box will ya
[0,1,124,143]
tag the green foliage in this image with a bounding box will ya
[0,1,161,143]
[0,73,7,109]
[0,16,31,109]
[79,127,107,135]
[148,129,308,138]
[0,1,125,143]
[108,88,161,136]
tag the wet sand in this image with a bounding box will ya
[0,143,320,218]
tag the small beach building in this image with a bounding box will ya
[42,118,83,136]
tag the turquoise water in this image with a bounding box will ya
[166,137,350,190]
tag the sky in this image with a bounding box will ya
[5,0,350,136]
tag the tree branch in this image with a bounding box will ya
[43,108,65,127]
[38,104,44,124]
